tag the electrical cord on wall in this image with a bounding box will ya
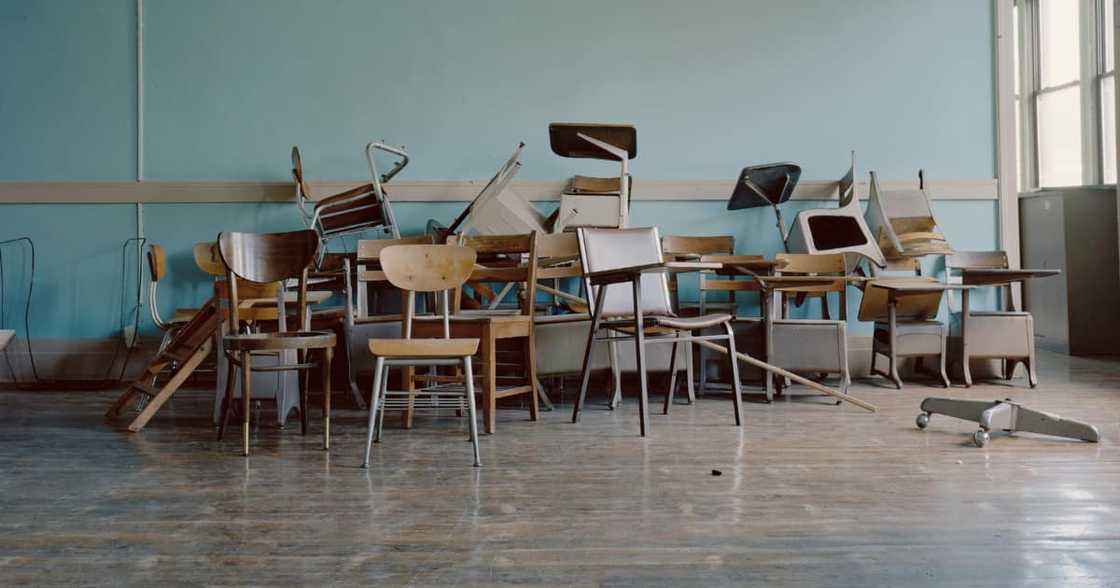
[0,237,41,387]
[103,237,146,383]
[0,236,148,388]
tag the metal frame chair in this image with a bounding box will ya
[571,227,744,436]
[363,244,482,467]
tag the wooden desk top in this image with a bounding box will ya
[957,268,1060,286]
[703,256,788,276]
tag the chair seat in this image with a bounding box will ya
[652,313,732,330]
[224,331,336,351]
[369,338,480,358]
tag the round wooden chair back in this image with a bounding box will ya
[379,245,477,293]
[217,230,320,285]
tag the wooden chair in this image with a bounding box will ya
[946,251,1037,387]
[662,235,737,400]
[859,258,950,389]
[572,227,744,436]
[410,233,540,434]
[215,230,336,457]
[363,244,482,467]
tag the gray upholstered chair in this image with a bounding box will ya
[571,227,744,436]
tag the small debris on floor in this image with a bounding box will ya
[711,469,722,476]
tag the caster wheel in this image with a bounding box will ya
[973,430,990,448]
[916,413,930,430]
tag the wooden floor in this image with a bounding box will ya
[2,350,1120,586]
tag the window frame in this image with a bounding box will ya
[1016,0,1115,189]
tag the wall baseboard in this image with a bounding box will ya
[0,178,998,204]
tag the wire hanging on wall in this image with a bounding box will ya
[0,237,40,386]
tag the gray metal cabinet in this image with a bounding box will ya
[1019,187,1120,355]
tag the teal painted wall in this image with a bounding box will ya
[0,0,998,341]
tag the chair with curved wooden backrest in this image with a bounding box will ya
[215,230,337,457]
[409,233,540,435]
[363,244,482,467]
[147,244,200,352]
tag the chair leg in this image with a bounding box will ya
[217,356,236,441]
[298,350,309,436]
[632,281,649,437]
[321,347,332,450]
[464,357,482,467]
[240,351,252,457]
[684,342,695,403]
[663,339,679,415]
[525,333,539,422]
[483,330,497,435]
[375,364,389,443]
[361,357,385,469]
[724,322,743,427]
[573,288,606,424]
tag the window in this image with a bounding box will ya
[1017,0,1116,188]
[1100,0,1116,182]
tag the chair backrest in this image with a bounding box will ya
[357,235,434,264]
[578,227,673,319]
[380,244,478,339]
[146,245,168,330]
[661,235,734,259]
[451,233,538,315]
[661,235,737,309]
[380,245,478,293]
[218,230,321,330]
[193,242,225,276]
[946,251,1009,271]
[775,253,847,298]
[147,245,167,283]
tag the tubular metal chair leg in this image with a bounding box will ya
[573,288,606,423]
[463,356,482,467]
[724,322,744,427]
[361,357,385,468]
[375,365,389,443]
[632,281,649,437]
[663,340,679,415]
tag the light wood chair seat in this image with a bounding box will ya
[224,331,336,352]
[369,338,480,358]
